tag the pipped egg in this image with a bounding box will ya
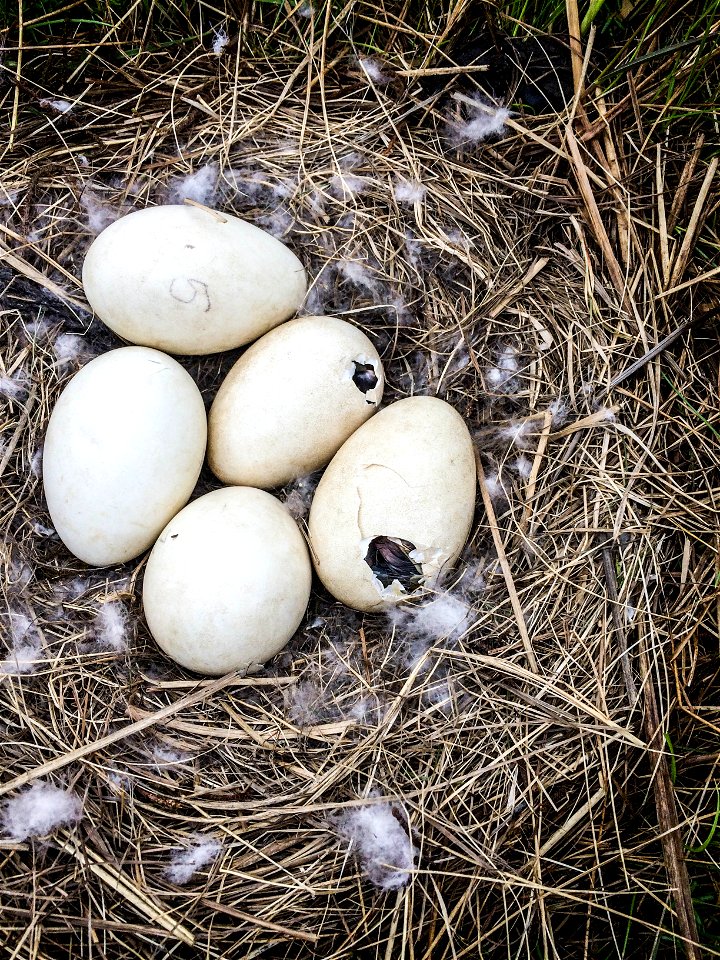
[208,315,384,488]
[307,396,476,612]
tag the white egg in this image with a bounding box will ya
[82,205,307,355]
[142,487,312,675]
[43,347,206,566]
[308,396,476,612]
[208,315,384,488]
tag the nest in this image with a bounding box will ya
[1,6,719,958]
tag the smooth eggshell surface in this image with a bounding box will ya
[43,347,206,566]
[82,205,307,355]
[142,487,312,675]
[308,396,476,612]
[208,315,384,488]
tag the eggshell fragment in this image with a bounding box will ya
[308,396,476,612]
[43,347,206,566]
[142,487,312,675]
[82,205,307,355]
[208,315,384,488]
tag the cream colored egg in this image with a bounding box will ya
[43,347,206,566]
[208,315,384,488]
[142,487,312,675]
[308,396,476,612]
[82,205,307,355]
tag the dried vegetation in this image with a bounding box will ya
[1,1,719,957]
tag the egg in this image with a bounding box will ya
[207,315,384,488]
[82,205,307,355]
[142,487,312,675]
[43,347,206,566]
[308,396,476,611]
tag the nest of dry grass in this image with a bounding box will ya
[1,7,719,958]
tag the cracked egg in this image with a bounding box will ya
[82,205,307,355]
[143,487,312,675]
[308,396,476,611]
[208,315,384,488]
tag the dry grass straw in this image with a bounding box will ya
[1,5,719,957]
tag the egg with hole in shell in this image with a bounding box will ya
[208,315,385,488]
[42,346,207,566]
[82,204,307,355]
[142,487,312,675]
[308,396,476,612]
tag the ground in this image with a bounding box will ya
[0,2,719,958]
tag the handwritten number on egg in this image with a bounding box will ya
[169,277,211,312]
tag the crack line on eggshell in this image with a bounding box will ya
[355,464,410,541]
[363,463,411,486]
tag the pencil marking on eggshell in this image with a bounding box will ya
[169,277,211,312]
